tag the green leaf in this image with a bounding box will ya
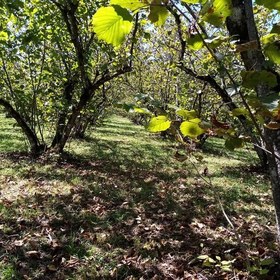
[182,0,207,3]
[177,109,197,120]
[92,6,133,47]
[187,34,204,50]
[201,0,232,27]
[259,268,269,275]
[133,107,151,114]
[147,116,171,132]
[256,0,280,11]
[148,6,169,26]
[264,42,280,64]
[260,258,275,266]
[180,120,205,138]
[0,31,8,42]
[221,260,234,266]
[261,34,277,45]
[232,107,249,117]
[241,70,277,89]
[203,257,216,266]
[197,255,209,260]
[225,138,243,151]
[110,0,148,11]
[221,266,232,272]
[182,0,200,3]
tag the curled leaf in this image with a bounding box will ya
[265,121,280,130]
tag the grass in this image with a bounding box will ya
[0,113,278,279]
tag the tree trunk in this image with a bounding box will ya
[51,84,92,152]
[51,78,76,148]
[0,98,44,155]
[72,114,90,139]
[264,128,280,240]
[227,0,280,238]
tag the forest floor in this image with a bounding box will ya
[0,113,279,279]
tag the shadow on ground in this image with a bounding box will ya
[0,116,279,279]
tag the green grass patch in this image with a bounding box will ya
[0,113,277,279]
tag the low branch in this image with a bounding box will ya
[0,98,41,153]
[129,13,139,68]
[178,63,239,112]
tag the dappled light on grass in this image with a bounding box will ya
[0,114,279,279]
[0,114,28,152]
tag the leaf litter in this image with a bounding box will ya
[0,117,279,279]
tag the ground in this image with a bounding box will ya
[0,113,279,279]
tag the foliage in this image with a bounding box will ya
[0,0,134,154]
[92,6,133,47]
[2,0,280,277]
[92,0,280,259]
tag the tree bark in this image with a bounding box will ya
[51,85,91,152]
[0,98,44,154]
[227,0,280,239]
[264,128,280,240]
[51,78,76,148]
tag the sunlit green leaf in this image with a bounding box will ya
[261,34,277,45]
[202,257,216,267]
[181,0,200,3]
[201,0,232,27]
[177,109,197,120]
[180,120,205,138]
[256,0,280,11]
[133,107,151,114]
[221,266,232,272]
[110,0,148,11]
[221,260,234,265]
[148,6,169,26]
[232,108,249,117]
[0,31,8,42]
[264,42,280,64]
[147,116,171,132]
[187,34,204,50]
[197,255,209,260]
[92,6,133,47]
[182,0,207,3]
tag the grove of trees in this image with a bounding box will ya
[90,0,280,243]
[0,0,136,154]
[1,0,280,253]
